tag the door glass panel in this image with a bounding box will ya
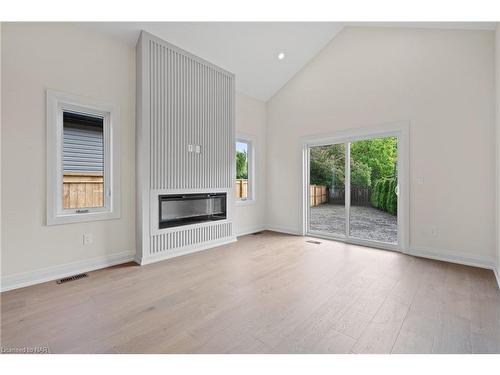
[349,137,398,244]
[309,144,346,237]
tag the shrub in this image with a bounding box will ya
[386,179,398,215]
[350,160,371,188]
[370,177,397,215]
[370,179,380,208]
[236,151,248,179]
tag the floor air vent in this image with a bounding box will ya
[306,240,322,245]
[57,273,88,284]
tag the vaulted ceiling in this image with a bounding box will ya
[82,22,496,101]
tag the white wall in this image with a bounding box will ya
[1,23,136,288]
[0,23,267,289]
[0,22,2,276]
[1,23,497,290]
[267,27,496,265]
[496,24,500,281]
[235,92,267,236]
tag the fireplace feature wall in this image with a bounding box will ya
[136,31,235,265]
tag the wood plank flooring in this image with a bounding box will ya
[1,231,499,353]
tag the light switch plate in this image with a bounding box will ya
[187,144,193,153]
[83,233,93,245]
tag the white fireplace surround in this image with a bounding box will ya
[136,31,236,265]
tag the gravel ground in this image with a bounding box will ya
[310,203,397,244]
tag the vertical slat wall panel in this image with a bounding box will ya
[150,223,232,253]
[138,33,235,259]
[149,39,233,190]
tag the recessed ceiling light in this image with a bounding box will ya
[278,52,285,60]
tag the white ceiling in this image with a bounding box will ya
[82,22,496,101]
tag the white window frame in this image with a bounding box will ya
[46,89,120,225]
[235,136,255,204]
[299,121,409,253]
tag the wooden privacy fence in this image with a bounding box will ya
[330,188,345,203]
[63,174,104,209]
[350,187,371,206]
[310,185,328,207]
[235,179,248,199]
[329,187,371,207]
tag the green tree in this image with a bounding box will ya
[350,137,397,182]
[310,144,345,187]
[309,138,398,214]
[236,151,248,179]
[350,160,371,187]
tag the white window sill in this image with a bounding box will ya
[235,199,256,207]
[47,210,120,226]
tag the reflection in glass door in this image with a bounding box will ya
[308,143,345,238]
[349,137,398,244]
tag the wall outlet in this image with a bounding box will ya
[195,145,201,154]
[416,176,424,185]
[83,233,93,245]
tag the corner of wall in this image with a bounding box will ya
[496,23,500,289]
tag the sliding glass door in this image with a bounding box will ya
[348,137,398,245]
[309,143,346,238]
[307,134,401,249]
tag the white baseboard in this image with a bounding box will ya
[266,224,301,236]
[494,267,500,290]
[1,250,135,292]
[406,245,496,270]
[236,226,267,237]
[3,229,497,292]
[138,236,237,265]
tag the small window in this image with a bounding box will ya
[47,90,120,225]
[235,138,254,202]
[63,112,104,209]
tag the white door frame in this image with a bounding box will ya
[299,121,410,253]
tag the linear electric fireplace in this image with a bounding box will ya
[159,193,227,229]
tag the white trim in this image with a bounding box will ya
[236,226,267,237]
[307,230,400,252]
[46,89,120,225]
[235,199,257,207]
[137,237,236,265]
[235,134,255,203]
[265,226,497,273]
[266,224,301,236]
[407,246,496,270]
[494,267,500,290]
[2,231,496,291]
[300,121,410,253]
[1,250,135,292]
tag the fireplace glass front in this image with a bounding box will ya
[159,193,227,229]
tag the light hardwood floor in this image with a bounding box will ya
[1,231,499,354]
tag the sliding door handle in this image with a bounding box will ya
[395,184,400,196]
